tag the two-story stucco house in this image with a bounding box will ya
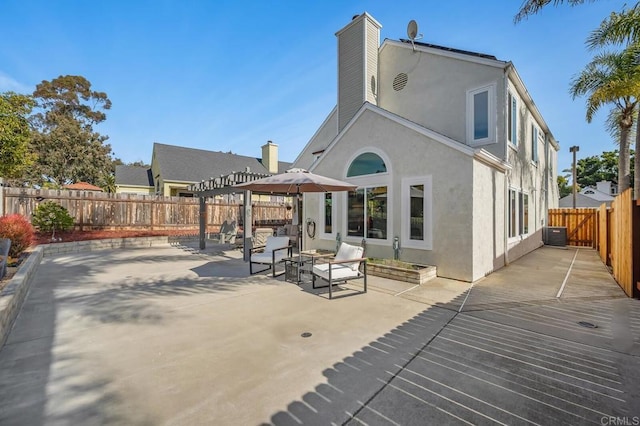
[294,13,560,282]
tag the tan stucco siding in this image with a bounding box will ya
[472,160,506,281]
[309,109,475,281]
[378,43,505,159]
[116,185,154,195]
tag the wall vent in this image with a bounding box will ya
[393,73,408,91]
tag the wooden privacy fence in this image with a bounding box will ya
[548,208,597,247]
[606,189,637,297]
[550,189,638,298]
[1,188,292,232]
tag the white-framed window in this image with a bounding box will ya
[319,192,336,238]
[509,188,529,240]
[466,83,496,146]
[347,186,388,240]
[508,91,517,146]
[401,176,432,249]
[343,148,391,244]
[531,124,539,163]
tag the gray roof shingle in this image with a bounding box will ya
[153,143,292,183]
[115,165,154,187]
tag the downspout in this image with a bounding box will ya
[544,133,550,227]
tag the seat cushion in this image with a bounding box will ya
[265,236,290,253]
[334,243,364,271]
[313,262,361,281]
[251,251,287,264]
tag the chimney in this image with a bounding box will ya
[261,140,279,174]
[336,12,381,132]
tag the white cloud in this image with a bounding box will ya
[0,72,31,93]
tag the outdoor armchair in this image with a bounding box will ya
[208,220,238,244]
[311,242,367,299]
[249,236,292,277]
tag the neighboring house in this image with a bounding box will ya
[293,13,559,282]
[559,180,616,207]
[114,166,154,195]
[115,141,292,197]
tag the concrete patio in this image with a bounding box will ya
[0,243,638,425]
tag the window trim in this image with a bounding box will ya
[531,124,539,164]
[319,192,336,239]
[466,83,496,146]
[342,185,391,245]
[508,91,518,148]
[508,187,530,242]
[401,176,433,250]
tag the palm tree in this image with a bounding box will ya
[586,4,640,48]
[514,0,593,23]
[587,5,640,195]
[570,49,639,192]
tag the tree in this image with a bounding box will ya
[570,49,639,192]
[587,5,640,196]
[571,149,634,188]
[557,175,573,197]
[514,0,594,22]
[28,75,113,187]
[0,92,35,179]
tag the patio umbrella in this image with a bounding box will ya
[234,168,357,279]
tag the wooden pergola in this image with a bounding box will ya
[189,170,272,259]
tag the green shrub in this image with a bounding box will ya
[0,214,35,257]
[31,201,75,239]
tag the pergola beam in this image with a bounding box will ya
[188,170,273,250]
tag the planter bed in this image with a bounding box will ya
[367,259,437,285]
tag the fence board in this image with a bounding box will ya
[598,203,609,265]
[548,208,597,247]
[610,189,634,297]
[2,188,292,232]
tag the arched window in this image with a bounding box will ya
[347,152,387,177]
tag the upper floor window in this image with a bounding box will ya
[347,152,387,177]
[508,91,517,145]
[466,83,496,145]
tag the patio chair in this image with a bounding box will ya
[0,238,11,279]
[249,235,292,277]
[208,220,238,244]
[311,242,367,299]
[252,227,274,248]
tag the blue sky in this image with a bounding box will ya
[0,0,632,175]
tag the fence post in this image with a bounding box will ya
[199,196,206,250]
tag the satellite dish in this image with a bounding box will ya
[406,19,423,52]
[407,20,418,40]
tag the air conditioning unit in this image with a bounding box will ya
[544,227,567,247]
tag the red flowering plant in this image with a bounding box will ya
[0,214,35,259]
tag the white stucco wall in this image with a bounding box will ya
[378,41,506,160]
[472,160,506,281]
[292,107,338,171]
[307,108,477,281]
